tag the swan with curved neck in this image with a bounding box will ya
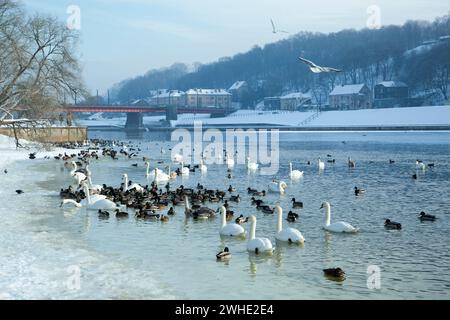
[146,161,163,179]
[83,184,118,210]
[60,199,82,209]
[70,161,87,185]
[219,207,245,237]
[289,162,304,180]
[247,215,273,254]
[275,206,304,244]
[154,168,170,183]
[122,174,144,192]
[320,202,359,233]
[167,165,177,180]
[268,181,288,194]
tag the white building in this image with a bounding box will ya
[280,92,312,111]
[185,89,232,108]
[149,90,186,107]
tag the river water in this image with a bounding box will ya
[1,130,449,299]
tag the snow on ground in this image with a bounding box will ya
[172,110,315,126]
[172,106,450,127]
[308,106,450,127]
[0,135,80,169]
[77,114,210,128]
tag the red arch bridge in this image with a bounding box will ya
[58,105,229,129]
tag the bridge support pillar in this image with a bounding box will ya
[125,113,143,129]
[166,105,178,121]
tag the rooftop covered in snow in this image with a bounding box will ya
[186,89,231,95]
[229,81,247,91]
[376,81,408,88]
[330,84,367,96]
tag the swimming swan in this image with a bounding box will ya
[122,174,144,192]
[318,158,325,170]
[320,202,359,233]
[268,181,288,194]
[60,199,82,209]
[200,159,208,174]
[153,168,170,183]
[247,157,259,171]
[180,162,190,176]
[83,184,118,211]
[247,215,273,254]
[226,156,235,169]
[146,161,163,179]
[289,162,304,180]
[219,206,245,237]
[275,206,305,244]
[70,161,87,185]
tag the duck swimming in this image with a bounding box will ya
[419,211,436,222]
[115,209,129,218]
[216,247,231,261]
[98,210,110,219]
[235,215,248,225]
[323,268,346,281]
[384,219,402,230]
[354,187,365,196]
[292,198,303,209]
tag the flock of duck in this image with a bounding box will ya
[11,138,438,282]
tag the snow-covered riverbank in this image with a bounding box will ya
[172,106,450,128]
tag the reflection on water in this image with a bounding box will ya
[1,130,450,299]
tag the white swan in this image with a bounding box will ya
[168,165,177,180]
[219,206,246,237]
[122,174,144,193]
[173,153,184,163]
[226,156,235,169]
[154,168,170,183]
[247,215,273,254]
[70,161,87,185]
[83,184,118,211]
[86,176,103,194]
[247,157,259,171]
[145,161,164,179]
[180,162,190,176]
[60,199,82,209]
[268,180,288,194]
[320,202,359,233]
[416,160,426,171]
[199,159,208,174]
[289,162,304,180]
[318,158,325,170]
[275,206,305,244]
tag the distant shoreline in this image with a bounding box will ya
[86,125,450,132]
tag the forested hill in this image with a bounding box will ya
[113,14,450,105]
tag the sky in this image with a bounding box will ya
[23,0,450,94]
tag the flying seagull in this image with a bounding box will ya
[270,19,289,34]
[299,57,343,73]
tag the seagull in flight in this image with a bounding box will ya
[271,19,289,34]
[299,57,343,73]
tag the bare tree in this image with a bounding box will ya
[0,0,85,121]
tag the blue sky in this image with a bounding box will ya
[23,0,450,94]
